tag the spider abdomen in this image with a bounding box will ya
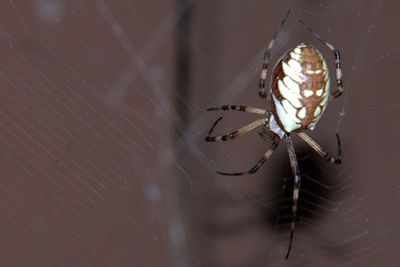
[271,43,330,133]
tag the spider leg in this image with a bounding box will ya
[297,132,342,164]
[205,117,267,142]
[284,134,301,260]
[259,9,291,99]
[217,140,279,176]
[207,105,267,115]
[297,19,343,99]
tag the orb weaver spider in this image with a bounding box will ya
[205,10,343,259]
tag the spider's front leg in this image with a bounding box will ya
[297,132,342,164]
[217,139,279,176]
[205,107,278,175]
[284,134,301,260]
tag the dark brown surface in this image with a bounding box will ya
[0,1,400,267]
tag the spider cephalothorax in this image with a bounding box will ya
[205,10,343,259]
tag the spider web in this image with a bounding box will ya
[0,0,399,266]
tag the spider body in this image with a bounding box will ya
[270,43,330,135]
[205,10,343,259]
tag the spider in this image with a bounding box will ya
[205,10,343,259]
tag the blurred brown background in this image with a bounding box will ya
[0,1,399,266]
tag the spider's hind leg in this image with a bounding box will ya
[205,117,267,142]
[207,105,266,115]
[297,19,343,99]
[259,9,292,99]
